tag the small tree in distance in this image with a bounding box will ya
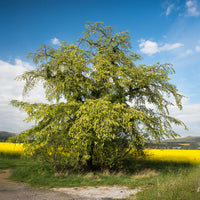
[11,22,187,172]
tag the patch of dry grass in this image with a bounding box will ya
[134,169,159,179]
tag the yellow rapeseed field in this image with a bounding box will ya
[0,142,24,156]
[0,142,200,164]
[144,149,200,164]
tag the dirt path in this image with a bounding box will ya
[0,169,139,200]
[0,169,80,200]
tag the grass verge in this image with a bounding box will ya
[135,164,200,200]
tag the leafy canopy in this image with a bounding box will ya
[11,22,187,172]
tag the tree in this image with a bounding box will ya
[11,22,187,172]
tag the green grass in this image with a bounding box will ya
[0,155,136,188]
[9,160,137,188]
[135,165,200,200]
[1,154,200,199]
[0,154,25,169]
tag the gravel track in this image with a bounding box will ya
[0,169,138,200]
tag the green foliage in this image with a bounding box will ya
[11,22,187,172]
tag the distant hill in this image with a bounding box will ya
[0,131,16,142]
[168,136,200,143]
[145,136,200,150]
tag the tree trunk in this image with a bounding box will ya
[87,142,94,171]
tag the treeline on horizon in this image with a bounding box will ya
[0,131,16,142]
[145,136,200,150]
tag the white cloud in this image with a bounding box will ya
[139,40,160,55]
[0,59,46,133]
[185,49,194,55]
[170,103,200,137]
[186,0,200,16]
[195,45,200,52]
[51,37,60,45]
[160,43,184,51]
[179,45,200,56]
[166,4,174,16]
[186,0,194,7]
[139,40,184,55]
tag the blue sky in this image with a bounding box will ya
[0,0,200,137]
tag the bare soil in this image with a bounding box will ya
[0,169,139,200]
